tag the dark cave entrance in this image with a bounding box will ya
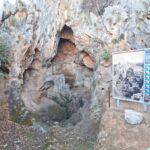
[60,25,75,43]
[56,24,76,59]
[53,25,76,88]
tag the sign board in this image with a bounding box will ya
[112,50,144,103]
[144,49,150,102]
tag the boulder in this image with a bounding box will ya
[125,109,143,125]
[97,131,108,143]
[32,122,49,134]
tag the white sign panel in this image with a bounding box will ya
[113,50,144,102]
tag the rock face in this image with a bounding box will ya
[0,0,149,125]
[125,109,144,125]
[0,0,4,21]
[8,79,32,125]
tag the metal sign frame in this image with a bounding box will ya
[112,49,150,112]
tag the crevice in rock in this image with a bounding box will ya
[0,9,18,23]
[21,47,43,113]
[75,51,96,71]
[0,65,9,74]
[60,25,75,43]
[55,25,76,59]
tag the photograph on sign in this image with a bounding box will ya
[113,50,144,102]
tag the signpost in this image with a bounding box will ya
[112,50,144,102]
[112,49,150,112]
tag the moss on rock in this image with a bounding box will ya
[9,104,32,126]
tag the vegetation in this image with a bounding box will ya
[101,49,110,62]
[112,34,124,44]
[10,104,32,125]
[0,37,10,65]
[0,71,6,78]
[10,16,17,26]
[52,93,83,119]
[52,93,72,119]
[0,37,10,78]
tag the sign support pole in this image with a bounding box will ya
[143,102,148,112]
[116,99,120,108]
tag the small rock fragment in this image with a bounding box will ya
[97,131,108,142]
[125,109,143,125]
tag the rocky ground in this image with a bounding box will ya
[0,0,150,150]
[96,99,150,150]
[0,102,47,150]
[0,88,99,150]
[1,95,150,150]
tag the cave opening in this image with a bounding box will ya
[60,25,75,42]
[55,24,76,59]
[53,25,76,88]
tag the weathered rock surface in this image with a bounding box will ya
[8,79,32,125]
[125,109,144,125]
[0,0,150,149]
[0,0,149,136]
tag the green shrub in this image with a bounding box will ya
[0,37,10,65]
[0,71,6,78]
[11,16,17,26]
[101,49,110,62]
[0,37,10,78]
[52,93,72,119]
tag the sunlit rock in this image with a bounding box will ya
[125,109,144,125]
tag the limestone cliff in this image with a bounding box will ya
[0,0,150,124]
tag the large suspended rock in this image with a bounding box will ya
[125,109,144,125]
